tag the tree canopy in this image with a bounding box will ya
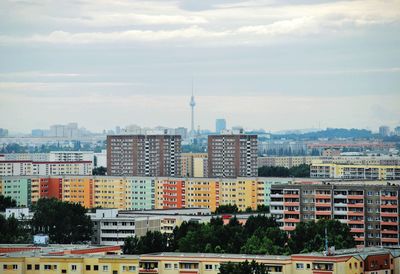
[31,198,93,244]
[219,260,269,274]
[123,215,355,256]
[258,164,310,177]
[0,195,17,211]
[0,214,31,244]
[288,219,355,253]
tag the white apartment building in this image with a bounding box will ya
[0,161,92,176]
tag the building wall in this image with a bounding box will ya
[208,135,258,178]
[107,135,182,177]
[0,177,31,206]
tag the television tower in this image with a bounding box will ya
[189,80,196,134]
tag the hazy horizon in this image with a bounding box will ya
[1,0,399,132]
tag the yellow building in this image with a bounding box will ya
[180,153,208,178]
[62,177,93,208]
[310,163,400,180]
[0,245,399,274]
[185,178,219,211]
[93,176,127,209]
[219,178,258,211]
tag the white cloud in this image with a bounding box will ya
[0,0,399,45]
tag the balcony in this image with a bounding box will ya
[381,195,398,201]
[270,201,284,206]
[315,211,331,216]
[350,228,364,233]
[381,238,399,244]
[381,204,398,209]
[347,195,364,200]
[270,193,283,198]
[284,210,300,215]
[380,212,398,217]
[139,269,159,274]
[347,203,364,208]
[381,221,398,226]
[283,226,296,231]
[348,219,364,225]
[333,210,347,215]
[283,202,300,207]
[315,194,331,199]
[347,211,364,216]
[283,194,299,198]
[315,202,331,207]
[283,218,301,223]
[381,229,399,234]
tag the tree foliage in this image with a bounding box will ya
[92,166,107,175]
[0,215,31,244]
[123,231,170,254]
[214,204,239,214]
[288,219,355,253]
[258,164,310,177]
[31,198,93,244]
[219,260,269,274]
[0,195,17,211]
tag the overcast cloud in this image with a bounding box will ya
[0,0,399,132]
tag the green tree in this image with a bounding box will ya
[0,215,31,244]
[92,166,107,175]
[219,260,269,274]
[31,198,93,244]
[0,195,17,211]
[215,204,239,214]
[288,219,355,253]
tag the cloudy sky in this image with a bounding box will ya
[0,0,399,133]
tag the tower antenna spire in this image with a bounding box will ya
[189,78,196,135]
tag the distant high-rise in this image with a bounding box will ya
[208,134,258,178]
[189,88,196,134]
[107,134,181,177]
[379,126,390,137]
[215,119,226,133]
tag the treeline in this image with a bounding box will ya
[124,215,355,255]
[258,164,310,177]
[0,195,93,244]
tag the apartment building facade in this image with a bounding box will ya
[180,153,208,177]
[1,245,399,274]
[208,134,257,178]
[107,135,181,177]
[0,161,93,176]
[310,163,400,180]
[270,182,400,247]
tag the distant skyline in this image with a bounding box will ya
[0,0,399,132]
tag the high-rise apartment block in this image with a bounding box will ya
[379,126,390,137]
[215,118,226,133]
[107,135,181,177]
[270,182,400,247]
[208,134,258,177]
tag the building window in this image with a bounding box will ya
[296,263,304,269]
[103,265,109,271]
[35,265,40,270]
[27,264,32,270]
[94,265,99,271]
[205,264,213,270]
[165,264,172,269]
[71,265,77,271]
[86,265,91,271]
